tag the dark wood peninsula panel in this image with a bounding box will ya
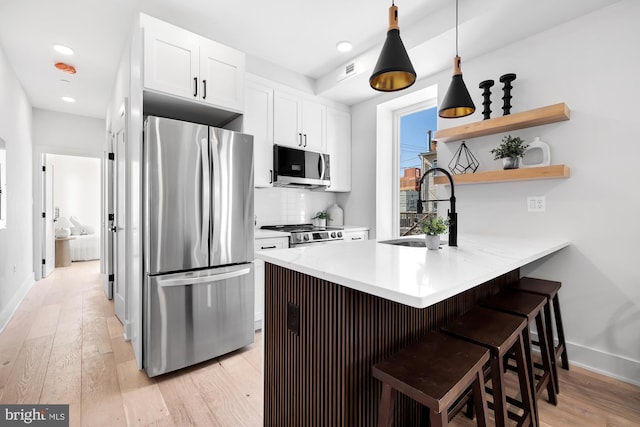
[263,263,520,426]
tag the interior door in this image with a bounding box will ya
[42,156,55,277]
[103,134,115,299]
[114,108,127,324]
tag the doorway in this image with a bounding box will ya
[41,153,102,277]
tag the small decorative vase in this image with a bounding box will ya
[425,234,440,250]
[502,157,520,170]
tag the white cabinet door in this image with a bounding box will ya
[274,92,326,151]
[254,237,289,329]
[301,99,326,152]
[245,81,274,187]
[199,39,245,112]
[326,108,351,192]
[274,91,303,148]
[343,230,368,241]
[143,15,245,113]
[143,20,199,99]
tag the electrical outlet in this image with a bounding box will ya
[527,196,546,212]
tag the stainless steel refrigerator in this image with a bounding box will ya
[143,115,254,377]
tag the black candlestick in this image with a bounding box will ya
[500,73,516,115]
[479,79,494,120]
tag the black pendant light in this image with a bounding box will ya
[439,0,475,118]
[369,1,416,92]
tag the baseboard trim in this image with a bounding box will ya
[0,272,36,333]
[531,331,640,387]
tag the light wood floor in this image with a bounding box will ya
[0,261,638,426]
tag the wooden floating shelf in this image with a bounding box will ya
[434,103,570,143]
[433,165,570,185]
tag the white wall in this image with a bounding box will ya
[31,109,105,280]
[48,154,101,232]
[343,1,640,385]
[0,46,34,330]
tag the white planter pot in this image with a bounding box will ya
[425,234,440,250]
[312,218,326,228]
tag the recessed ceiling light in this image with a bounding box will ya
[336,41,353,53]
[53,44,74,55]
[61,96,75,103]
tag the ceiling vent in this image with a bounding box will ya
[336,61,357,82]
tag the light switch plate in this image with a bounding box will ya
[527,196,546,212]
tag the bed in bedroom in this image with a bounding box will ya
[70,233,100,261]
[65,216,101,261]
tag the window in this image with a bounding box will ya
[399,107,437,235]
[0,137,6,227]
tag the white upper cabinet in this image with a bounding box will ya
[326,108,351,192]
[274,91,325,152]
[245,79,274,187]
[142,15,245,113]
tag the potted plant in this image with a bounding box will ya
[419,215,448,250]
[491,135,529,169]
[312,211,331,228]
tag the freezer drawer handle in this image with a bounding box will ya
[158,267,251,287]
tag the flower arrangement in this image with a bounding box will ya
[419,215,448,236]
[312,211,331,221]
[491,135,528,160]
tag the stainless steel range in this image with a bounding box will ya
[261,224,344,247]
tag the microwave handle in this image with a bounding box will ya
[319,154,326,180]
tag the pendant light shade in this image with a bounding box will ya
[369,3,416,92]
[439,56,475,118]
[438,0,475,118]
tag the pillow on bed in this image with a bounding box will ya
[70,216,88,235]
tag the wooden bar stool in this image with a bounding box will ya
[442,307,536,427]
[480,290,558,409]
[510,277,569,378]
[372,331,490,427]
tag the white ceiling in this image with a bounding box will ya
[0,0,621,119]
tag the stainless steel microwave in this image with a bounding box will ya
[273,145,330,188]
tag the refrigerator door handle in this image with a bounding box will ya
[157,267,251,287]
[200,138,210,253]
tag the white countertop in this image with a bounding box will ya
[256,234,570,309]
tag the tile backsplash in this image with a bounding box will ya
[255,187,338,227]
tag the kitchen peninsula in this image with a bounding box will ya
[257,234,569,426]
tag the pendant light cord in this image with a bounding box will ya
[455,0,459,57]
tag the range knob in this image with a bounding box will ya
[337,231,343,238]
[331,232,336,238]
[303,234,310,241]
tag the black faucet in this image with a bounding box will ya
[416,167,457,247]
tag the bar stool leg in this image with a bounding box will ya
[471,370,489,427]
[536,311,558,405]
[489,353,509,427]
[514,333,537,427]
[543,301,560,392]
[553,294,570,370]
[377,383,395,427]
[430,410,448,427]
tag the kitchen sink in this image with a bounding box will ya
[379,238,445,248]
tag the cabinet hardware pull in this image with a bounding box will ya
[269,169,273,184]
[194,77,198,97]
[202,79,207,99]
[303,134,307,147]
[298,133,303,146]
[261,245,277,249]
[353,237,362,240]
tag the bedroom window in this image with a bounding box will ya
[0,138,6,228]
